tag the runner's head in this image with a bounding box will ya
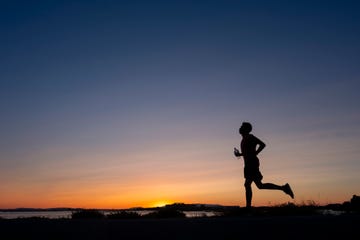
[239,122,252,135]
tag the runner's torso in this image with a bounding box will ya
[241,134,260,167]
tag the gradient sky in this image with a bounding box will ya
[1,0,359,209]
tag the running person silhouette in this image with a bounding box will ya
[234,122,294,208]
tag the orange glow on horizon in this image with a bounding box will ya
[149,200,173,208]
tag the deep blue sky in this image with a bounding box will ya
[1,0,359,208]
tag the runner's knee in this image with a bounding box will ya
[244,181,251,188]
[255,181,263,189]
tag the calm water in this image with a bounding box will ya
[0,211,72,219]
[0,210,222,219]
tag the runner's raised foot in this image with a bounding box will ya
[284,183,294,199]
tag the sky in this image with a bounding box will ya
[0,0,359,209]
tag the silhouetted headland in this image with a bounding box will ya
[1,195,359,218]
[0,196,359,240]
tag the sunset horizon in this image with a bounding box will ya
[1,1,359,211]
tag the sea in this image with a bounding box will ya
[0,210,222,219]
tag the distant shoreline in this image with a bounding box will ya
[1,204,358,220]
[2,196,359,220]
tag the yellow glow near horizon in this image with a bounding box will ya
[150,200,173,208]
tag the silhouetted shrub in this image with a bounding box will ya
[71,209,105,219]
[145,208,186,218]
[350,195,360,211]
[222,203,321,217]
[107,211,142,219]
[264,203,319,216]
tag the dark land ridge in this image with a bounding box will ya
[0,195,359,240]
[1,194,359,217]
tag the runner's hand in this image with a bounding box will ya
[234,148,241,157]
